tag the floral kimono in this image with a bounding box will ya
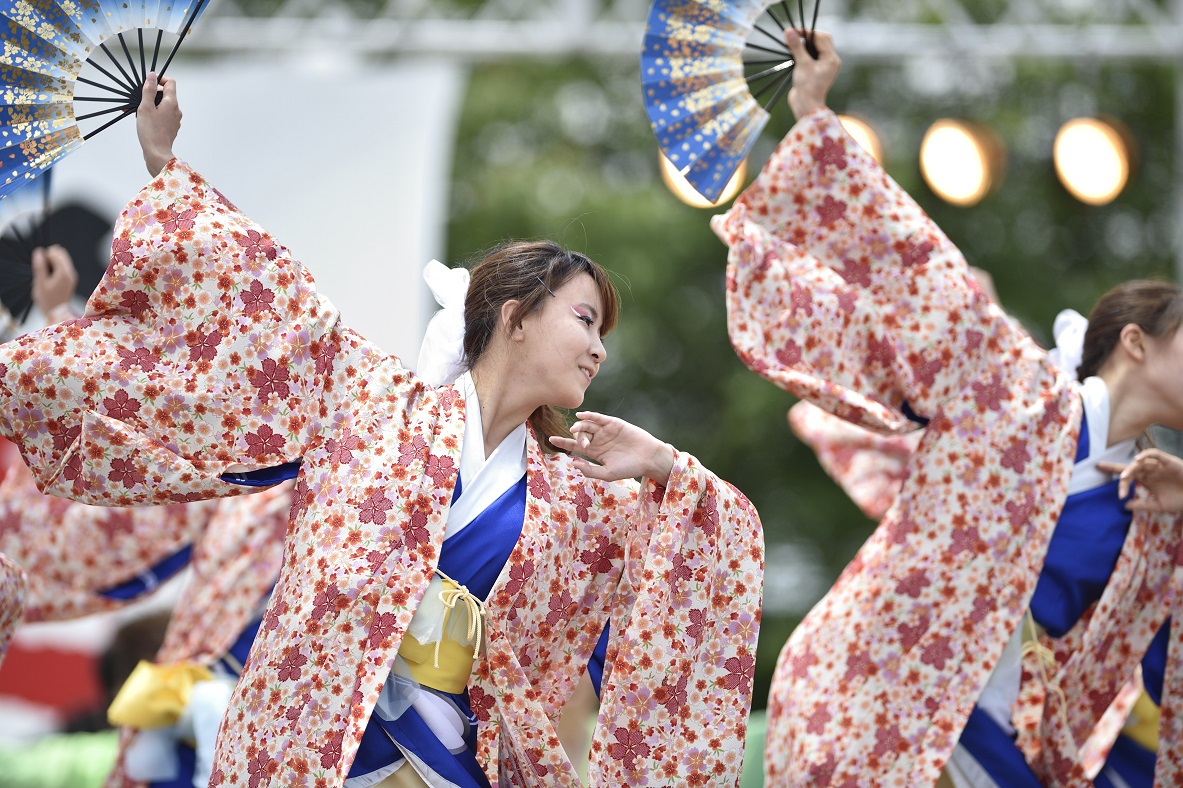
[0,436,217,622]
[712,108,1183,786]
[786,401,917,522]
[0,551,23,668]
[105,482,290,788]
[0,161,764,787]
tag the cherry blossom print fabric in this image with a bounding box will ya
[0,437,217,622]
[0,551,25,668]
[711,108,1183,786]
[0,161,764,787]
[105,482,292,788]
[786,401,918,522]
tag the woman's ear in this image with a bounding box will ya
[1118,323,1147,363]
[500,299,524,342]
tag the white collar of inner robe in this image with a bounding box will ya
[1068,376,1136,495]
[445,372,528,538]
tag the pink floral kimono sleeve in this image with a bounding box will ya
[0,160,348,506]
[710,108,1041,435]
[787,400,918,521]
[591,453,763,786]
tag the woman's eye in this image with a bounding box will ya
[578,315,595,326]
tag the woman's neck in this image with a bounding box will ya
[469,360,536,457]
[1097,368,1149,446]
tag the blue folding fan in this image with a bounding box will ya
[0,0,211,201]
[642,0,820,202]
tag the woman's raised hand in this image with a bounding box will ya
[551,412,675,486]
[786,29,841,120]
[137,72,182,177]
[1099,448,1183,513]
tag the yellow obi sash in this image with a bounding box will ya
[107,660,214,728]
[397,571,485,695]
[1121,691,1160,752]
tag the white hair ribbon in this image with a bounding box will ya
[1047,308,1088,381]
[416,259,470,387]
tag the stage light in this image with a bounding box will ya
[919,120,1002,207]
[838,114,884,164]
[660,154,748,208]
[1054,118,1131,206]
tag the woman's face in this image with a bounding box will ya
[514,272,608,410]
[1143,325,1183,430]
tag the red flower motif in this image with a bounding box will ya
[866,334,895,368]
[897,238,935,268]
[789,282,814,316]
[686,607,708,645]
[816,195,847,226]
[117,345,157,372]
[118,289,151,316]
[835,257,872,288]
[527,473,552,502]
[423,454,455,486]
[469,684,495,721]
[574,485,594,522]
[310,585,344,623]
[608,725,652,772]
[317,730,344,769]
[246,751,278,788]
[248,357,291,400]
[806,704,832,735]
[580,535,623,574]
[108,457,145,488]
[656,672,688,717]
[775,340,802,367]
[894,568,931,598]
[187,328,223,363]
[921,635,954,670]
[289,477,311,521]
[503,559,535,596]
[313,338,337,376]
[237,229,278,261]
[972,373,1007,411]
[720,650,755,691]
[159,206,197,233]
[545,589,575,627]
[241,279,277,315]
[102,389,142,420]
[811,135,848,173]
[1000,438,1030,474]
[48,421,80,453]
[367,611,399,648]
[358,490,393,524]
[111,235,134,265]
[276,645,308,681]
[244,425,285,457]
[397,434,428,467]
[326,432,361,465]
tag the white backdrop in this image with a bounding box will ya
[53,51,467,362]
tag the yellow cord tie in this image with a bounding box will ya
[433,569,485,669]
[1020,610,1071,733]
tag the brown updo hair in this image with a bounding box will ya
[1078,279,1183,380]
[462,240,620,453]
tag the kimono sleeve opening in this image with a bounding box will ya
[0,160,346,506]
[590,449,763,785]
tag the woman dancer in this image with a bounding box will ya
[714,29,1183,786]
[0,74,763,787]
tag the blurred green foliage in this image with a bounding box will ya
[445,55,1176,710]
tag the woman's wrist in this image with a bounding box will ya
[646,443,675,486]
